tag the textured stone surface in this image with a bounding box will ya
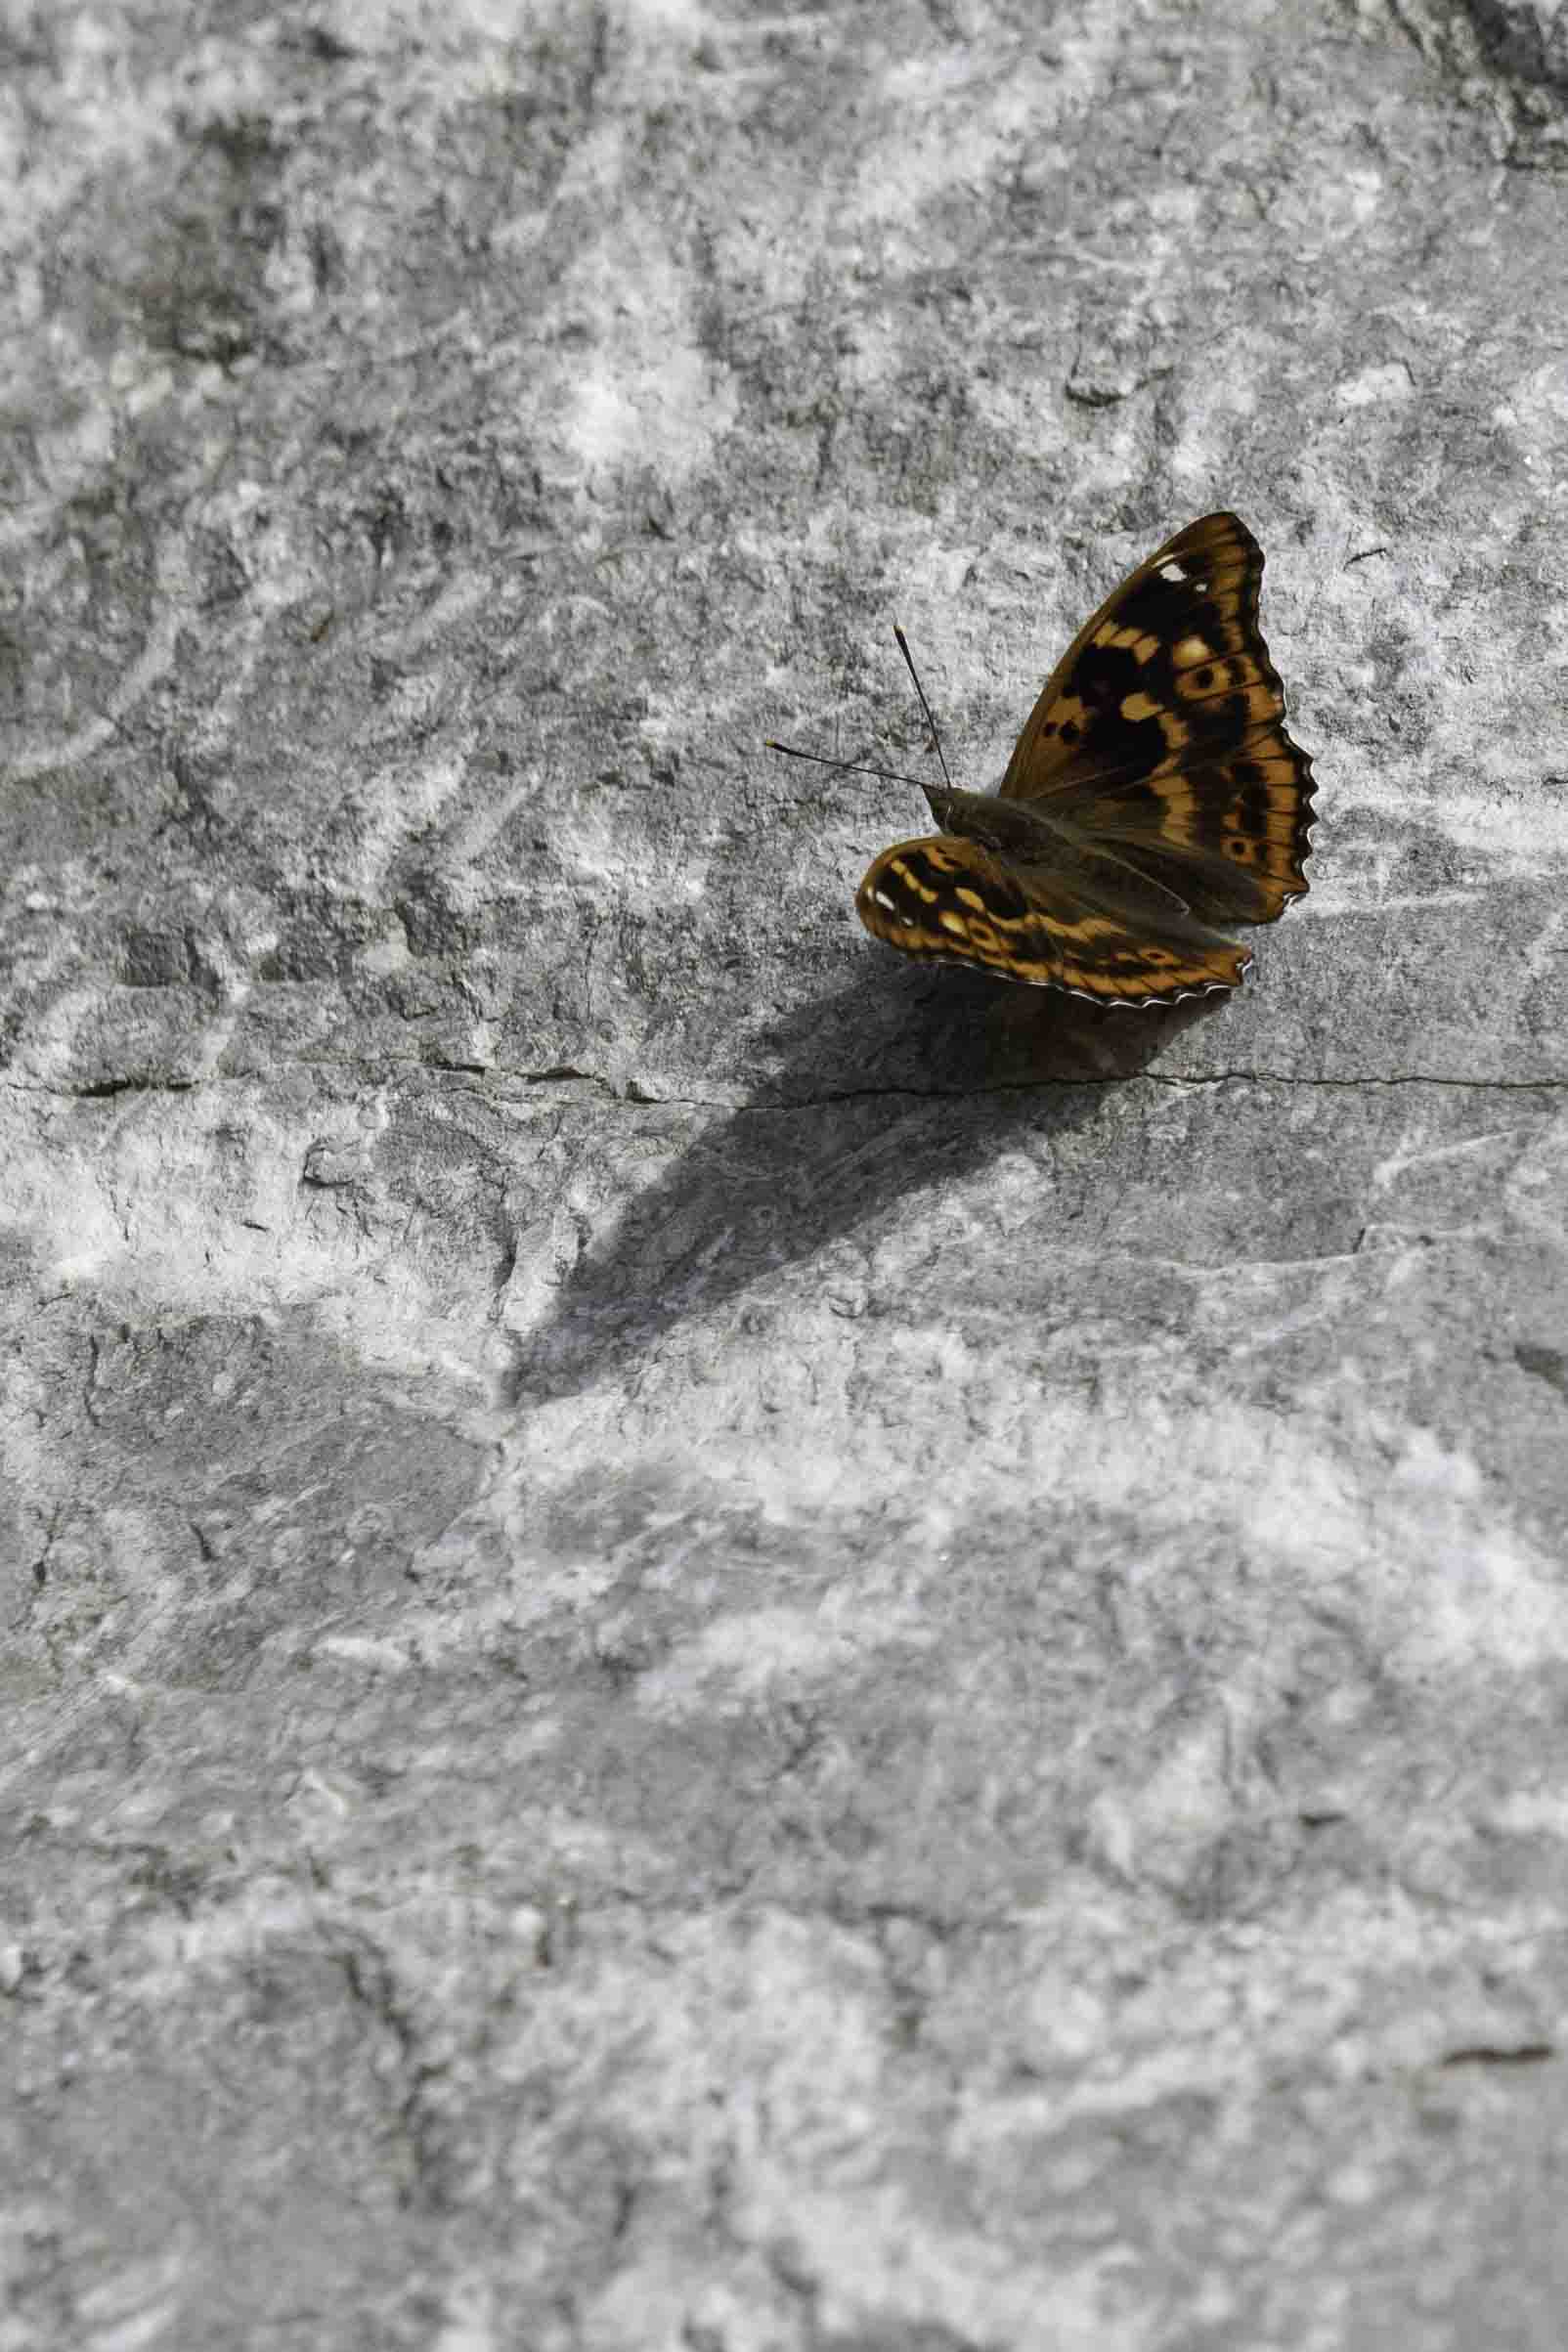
[5,2,1568,2346]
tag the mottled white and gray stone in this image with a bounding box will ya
[4,3,1568,2347]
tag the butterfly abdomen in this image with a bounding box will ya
[923,787,1063,863]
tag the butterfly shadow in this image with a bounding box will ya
[507,951,1225,1409]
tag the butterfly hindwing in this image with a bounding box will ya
[1045,719,1315,925]
[855,834,1251,1004]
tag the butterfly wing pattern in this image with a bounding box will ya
[853,513,1315,1005]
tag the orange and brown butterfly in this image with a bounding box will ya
[770,512,1315,1006]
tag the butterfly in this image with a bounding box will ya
[773,513,1315,1005]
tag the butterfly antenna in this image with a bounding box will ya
[763,739,943,795]
[893,624,953,792]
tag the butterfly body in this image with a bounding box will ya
[851,513,1315,1007]
[919,785,1070,860]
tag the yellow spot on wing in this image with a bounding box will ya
[891,856,939,904]
[1094,624,1162,664]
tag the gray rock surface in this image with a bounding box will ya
[4,2,1568,2345]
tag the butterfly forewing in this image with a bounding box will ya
[1000,512,1281,803]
